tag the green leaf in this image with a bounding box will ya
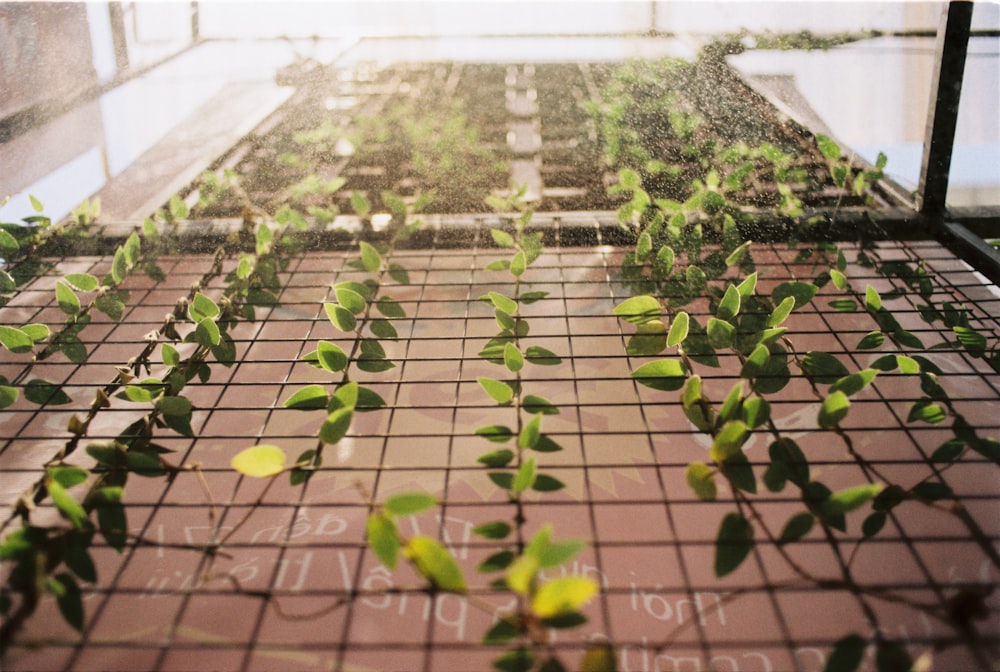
[636,231,652,260]
[356,386,386,411]
[384,492,437,517]
[685,462,717,500]
[189,292,220,322]
[667,311,689,347]
[359,241,382,272]
[367,513,400,570]
[532,474,565,492]
[740,343,771,379]
[478,377,514,404]
[194,317,220,347]
[388,263,410,285]
[525,345,561,365]
[476,425,514,443]
[317,341,348,373]
[21,323,52,343]
[493,648,535,672]
[510,251,527,277]
[715,513,753,577]
[907,400,946,424]
[930,439,965,463]
[829,269,848,290]
[627,320,667,356]
[491,228,515,248]
[156,395,192,416]
[55,281,80,315]
[706,317,735,349]
[48,574,84,631]
[94,295,125,321]
[334,281,374,301]
[954,326,987,356]
[822,483,883,516]
[726,241,752,268]
[504,342,524,372]
[0,325,34,353]
[477,449,515,467]
[710,420,748,462]
[742,397,770,428]
[518,413,542,450]
[802,351,850,384]
[49,466,88,489]
[580,644,617,672]
[0,384,18,409]
[63,273,99,292]
[532,576,598,618]
[319,407,353,444]
[830,369,878,397]
[767,296,796,327]
[777,512,814,545]
[522,395,559,415]
[829,299,857,312]
[478,550,515,573]
[482,618,518,645]
[856,331,885,350]
[404,535,466,593]
[48,480,88,528]
[284,384,329,410]
[819,391,850,428]
[632,358,687,391]
[717,284,741,321]
[377,296,406,319]
[232,445,286,477]
[473,521,512,540]
[824,634,866,672]
[111,247,128,284]
[513,457,537,492]
[25,379,72,405]
[772,282,817,310]
[865,285,882,311]
[485,259,510,272]
[335,287,367,315]
[325,302,357,332]
[613,295,660,325]
[486,291,518,315]
[816,134,841,160]
[862,511,887,537]
[370,318,398,340]
[911,481,952,502]
[0,228,20,256]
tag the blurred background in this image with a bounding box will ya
[1,1,998,222]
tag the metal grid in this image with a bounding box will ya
[2,220,998,671]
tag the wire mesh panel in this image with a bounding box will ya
[1,221,998,672]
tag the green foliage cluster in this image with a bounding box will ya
[588,58,885,222]
[0,194,312,653]
[351,96,508,212]
[608,134,998,671]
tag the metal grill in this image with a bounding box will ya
[2,215,998,671]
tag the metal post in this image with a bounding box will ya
[191,1,200,43]
[917,1,974,216]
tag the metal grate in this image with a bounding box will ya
[2,219,998,671]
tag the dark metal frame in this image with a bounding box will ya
[919,1,1000,283]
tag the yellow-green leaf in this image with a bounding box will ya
[404,535,466,593]
[686,461,717,501]
[231,445,287,477]
[667,311,690,347]
[532,576,599,618]
[367,513,400,569]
